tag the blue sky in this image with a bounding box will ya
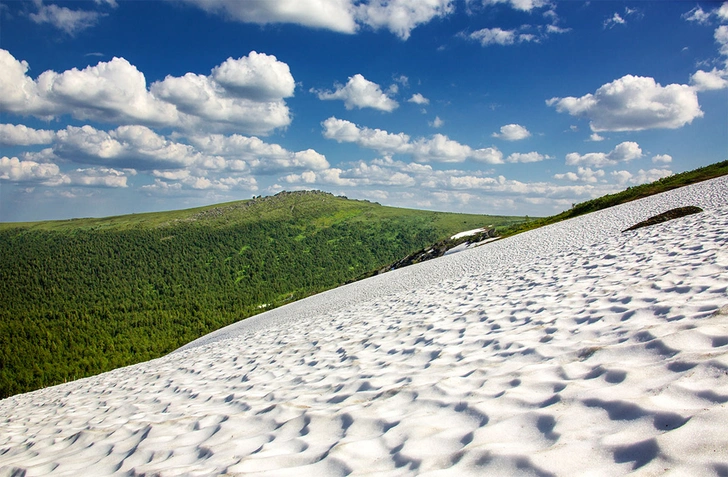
[0,0,726,222]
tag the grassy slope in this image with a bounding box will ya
[0,191,524,398]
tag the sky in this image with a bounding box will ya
[0,0,726,222]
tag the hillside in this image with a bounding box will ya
[0,191,525,398]
[1,176,725,475]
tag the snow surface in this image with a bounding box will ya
[1,177,727,476]
[449,228,486,240]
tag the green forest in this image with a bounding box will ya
[0,190,525,398]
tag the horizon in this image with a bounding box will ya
[1,0,727,222]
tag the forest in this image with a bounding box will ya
[0,190,525,398]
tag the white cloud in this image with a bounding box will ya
[0,49,294,135]
[283,168,356,187]
[0,156,61,183]
[683,4,728,24]
[41,57,178,125]
[652,154,672,164]
[604,13,625,29]
[691,68,728,91]
[554,167,605,183]
[469,27,536,46]
[0,155,130,188]
[210,52,295,101]
[189,133,329,173]
[492,123,531,141]
[411,134,472,163]
[151,51,294,133]
[345,161,417,186]
[408,93,429,105]
[322,117,411,152]
[506,152,548,163]
[546,24,570,34]
[322,117,503,163]
[175,0,456,40]
[393,75,409,86]
[682,6,711,24]
[42,124,328,177]
[611,168,672,185]
[355,0,455,40]
[719,3,728,22]
[429,116,444,128]
[0,124,55,145]
[565,141,643,167]
[317,74,398,111]
[30,3,104,35]
[53,125,202,170]
[173,0,358,34]
[480,0,549,12]
[69,167,129,188]
[144,172,258,194]
[588,133,605,142]
[547,75,703,132]
[716,25,728,56]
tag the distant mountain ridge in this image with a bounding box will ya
[0,191,524,398]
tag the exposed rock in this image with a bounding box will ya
[622,206,703,232]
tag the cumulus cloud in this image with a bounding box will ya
[356,0,455,40]
[189,134,329,173]
[492,123,531,141]
[565,141,643,167]
[547,75,703,132]
[0,156,61,183]
[611,168,672,185]
[69,167,129,188]
[210,52,295,101]
[716,25,728,56]
[408,93,429,105]
[0,49,294,135]
[317,74,398,111]
[30,2,106,35]
[37,124,327,177]
[719,3,728,22]
[603,13,625,29]
[691,68,728,91]
[554,167,605,183]
[322,117,411,152]
[469,27,536,46]
[175,0,455,39]
[283,168,356,187]
[429,116,444,128]
[0,156,129,188]
[144,174,258,194]
[652,154,672,164]
[53,125,202,170]
[687,22,728,92]
[0,124,55,145]
[682,6,711,24]
[683,4,728,24]
[478,0,549,12]
[173,0,358,34]
[588,133,605,142]
[506,152,549,163]
[321,117,503,163]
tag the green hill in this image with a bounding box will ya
[0,190,525,398]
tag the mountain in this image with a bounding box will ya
[0,190,525,398]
